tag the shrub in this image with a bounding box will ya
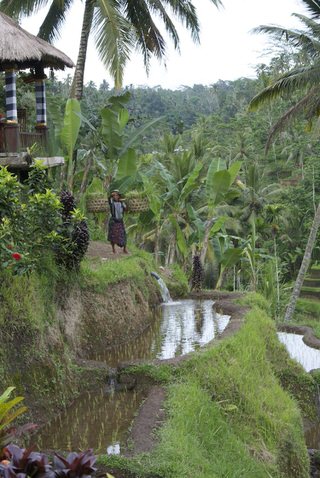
[0,169,89,274]
[0,388,35,449]
[57,192,90,270]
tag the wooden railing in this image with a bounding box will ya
[0,123,48,154]
[20,131,46,150]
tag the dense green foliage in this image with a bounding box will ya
[0,164,89,273]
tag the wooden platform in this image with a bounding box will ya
[0,153,64,169]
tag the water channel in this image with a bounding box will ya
[36,299,230,454]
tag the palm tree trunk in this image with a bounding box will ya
[284,202,320,322]
[274,236,280,317]
[70,0,94,100]
[169,237,176,265]
[154,225,160,264]
[79,155,93,197]
[215,267,225,290]
[200,217,216,264]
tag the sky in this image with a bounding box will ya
[21,0,308,89]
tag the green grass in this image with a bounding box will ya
[100,299,311,478]
[236,291,270,313]
[119,363,173,383]
[166,264,189,298]
[301,286,320,293]
[81,247,189,298]
[80,255,153,293]
[296,297,320,318]
[292,315,320,340]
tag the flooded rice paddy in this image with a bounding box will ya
[277,332,320,372]
[36,299,230,454]
[36,387,147,454]
[90,299,230,365]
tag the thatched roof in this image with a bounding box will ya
[0,11,74,72]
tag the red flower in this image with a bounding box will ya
[11,252,22,261]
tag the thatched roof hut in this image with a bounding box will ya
[0,11,74,71]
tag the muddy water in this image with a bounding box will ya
[36,388,147,454]
[90,299,230,365]
[277,332,320,372]
[305,423,320,449]
[36,300,229,454]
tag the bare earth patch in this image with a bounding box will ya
[86,240,130,261]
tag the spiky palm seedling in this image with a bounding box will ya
[60,190,76,221]
[191,254,203,291]
[57,192,90,269]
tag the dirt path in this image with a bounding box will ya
[86,241,131,261]
[126,386,166,456]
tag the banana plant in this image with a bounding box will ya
[60,98,82,192]
[77,92,163,195]
[200,159,242,264]
[211,233,243,289]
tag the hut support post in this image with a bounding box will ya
[34,79,48,150]
[35,80,46,126]
[4,70,19,153]
[5,70,17,122]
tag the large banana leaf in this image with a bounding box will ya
[60,99,81,158]
[210,170,232,206]
[170,215,188,258]
[118,108,130,130]
[142,175,161,217]
[210,216,228,236]
[180,163,203,202]
[221,248,243,267]
[117,148,137,178]
[101,107,122,158]
[119,116,164,157]
[60,99,81,189]
[228,161,242,184]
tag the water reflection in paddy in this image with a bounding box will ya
[36,299,230,454]
[36,388,146,454]
[90,299,230,365]
[277,332,320,372]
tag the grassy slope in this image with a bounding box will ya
[0,249,185,415]
[101,296,311,478]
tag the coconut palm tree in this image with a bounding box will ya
[249,0,320,321]
[249,9,320,147]
[0,0,222,99]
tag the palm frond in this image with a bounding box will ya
[0,0,49,18]
[93,0,133,88]
[163,0,200,43]
[300,0,320,18]
[249,63,320,110]
[147,0,179,50]
[252,24,320,57]
[265,88,319,150]
[292,13,320,40]
[38,0,73,42]
[124,0,166,69]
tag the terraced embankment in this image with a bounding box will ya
[99,293,315,478]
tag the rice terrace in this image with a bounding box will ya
[2,0,320,477]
